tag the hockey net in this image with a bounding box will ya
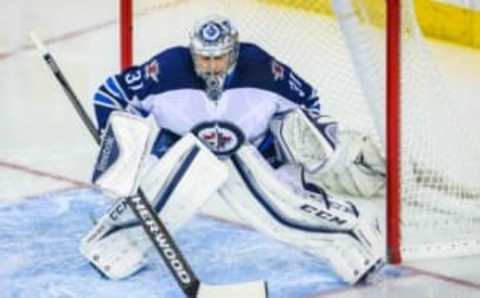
[120,0,480,262]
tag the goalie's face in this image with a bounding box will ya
[193,53,231,77]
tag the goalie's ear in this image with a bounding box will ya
[92,112,154,198]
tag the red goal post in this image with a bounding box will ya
[120,0,133,70]
[386,0,401,264]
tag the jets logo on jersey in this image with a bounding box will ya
[271,60,285,81]
[145,60,160,82]
[192,121,245,156]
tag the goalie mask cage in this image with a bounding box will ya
[119,0,480,264]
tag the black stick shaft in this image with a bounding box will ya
[43,54,101,145]
[41,50,200,297]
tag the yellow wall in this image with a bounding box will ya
[415,0,480,48]
[259,0,480,49]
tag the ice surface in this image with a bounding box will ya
[0,188,351,298]
[1,182,477,298]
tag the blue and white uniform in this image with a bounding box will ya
[94,43,334,166]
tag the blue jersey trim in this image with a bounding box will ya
[94,92,116,107]
[106,77,123,98]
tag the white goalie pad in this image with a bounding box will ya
[80,133,229,280]
[229,145,359,231]
[269,108,337,173]
[81,211,148,279]
[218,144,383,284]
[91,112,153,197]
[305,130,386,198]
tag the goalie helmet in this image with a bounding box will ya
[190,15,239,101]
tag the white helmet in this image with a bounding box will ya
[190,15,239,100]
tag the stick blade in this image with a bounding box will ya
[197,280,268,298]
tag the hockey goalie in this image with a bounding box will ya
[81,15,386,285]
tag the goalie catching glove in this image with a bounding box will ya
[305,130,385,198]
[270,109,385,198]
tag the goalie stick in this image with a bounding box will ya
[30,32,267,298]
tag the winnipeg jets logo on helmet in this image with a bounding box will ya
[192,121,245,156]
[200,23,222,43]
[191,15,238,57]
